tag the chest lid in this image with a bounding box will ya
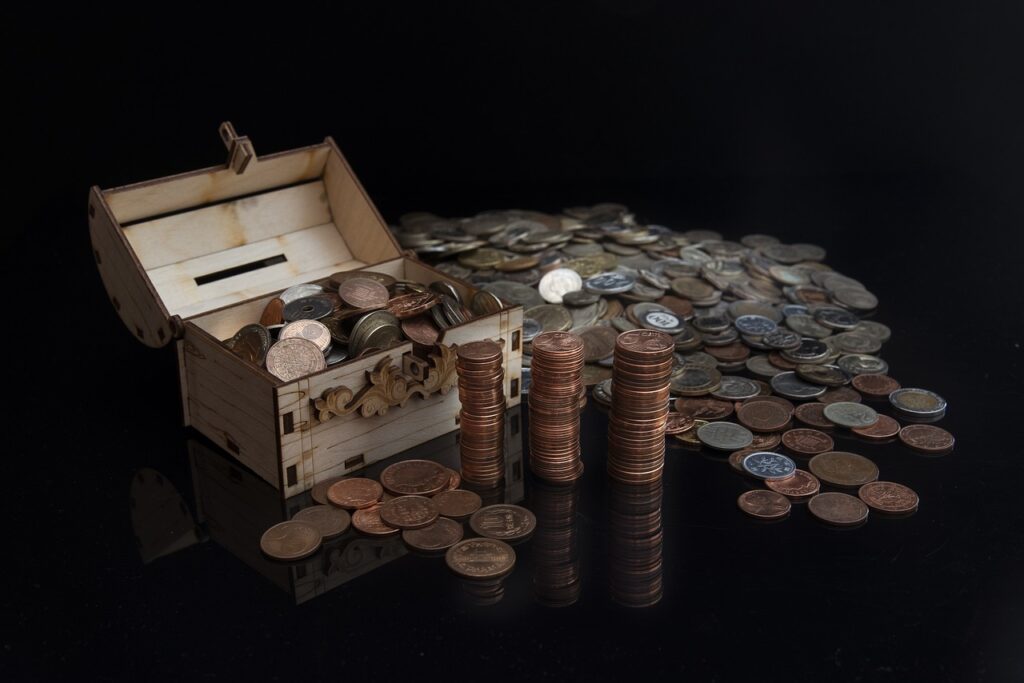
[89,123,402,347]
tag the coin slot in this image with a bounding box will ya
[511,330,520,352]
[194,254,288,286]
[282,412,295,435]
[344,454,365,469]
[286,464,297,487]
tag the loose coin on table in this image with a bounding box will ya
[736,400,792,433]
[433,489,483,519]
[310,476,345,505]
[675,397,734,420]
[765,469,821,499]
[808,451,879,488]
[771,371,827,399]
[379,495,439,530]
[260,520,322,561]
[807,492,869,526]
[469,504,537,542]
[781,428,834,456]
[741,452,797,480]
[664,413,696,435]
[379,459,452,496]
[352,505,400,537]
[402,517,465,552]
[445,538,517,580]
[823,402,878,428]
[327,478,384,509]
[898,424,955,454]
[889,388,948,420]
[858,481,920,514]
[852,414,901,440]
[737,490,791,520]
[291,505,351,539]
[794,402,835,429]
[696,421,753,451]
[851,373,901,399]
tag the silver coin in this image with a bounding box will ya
[641,310,685,334]
[522,318,542,343]
[692,314,732,333]
[784,314,832,339]
[782,304,809,317]
[429,280,463,304]
[696,421,754,451]
[325,346,349,365]
[836,354,889,376]
[710,376,761,401]
[823,402,879,428]
[733,314,777,336]
[584,271,636,294]
[283,295,334,322]
[853,320,891,342]
[280,283,324,304]
[763,328,802,350]
[562,289,600,307]
[481,281,545,308]
[815,307,860,330]
[770,371,828,399]
[742,451,798,480]
[832,287,878,311]
[889,388,947,417]
[538,268,583,304]
[830,331,882,355]
[676,351,719,371]
[781,338,830,363]
[701,327,740,346]
[745,354,784,378]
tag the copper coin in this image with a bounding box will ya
[781,428,834,456]
[311,476,344,505]
[469,504,537,541]
[736,401,792,432]
[445,468,462,491]
[851,373,901,398]
[402,517,465,552]
[326,478,383,509]
[742,395,797,413]
[401,315,440,345]
[794,402,834,429]
[765,469,821,499]
[291,504,351,539]
[852,414,901,440]
[674,397,734,420]
[737,490,791,520]
[768,352,798,370]
[380,459,453,496]
[379,495,440,529]
[729,447,762,473]
[817,386,862,404]
[858,481,920,514]
[898,424,955,454]
[664,412,696,435]
[434,489,483,519]
[351,504,400,536]
[673,419,708,447]
[259,297,285,326]
[445,538,516,580]
[576,325,619,362]
[808,451,879,488]
[388,291,438,319]
[704,342,750,363]
[338,277,390,309]
[259,520,322,560]
[807,492,869,526]
[749,432,783,450]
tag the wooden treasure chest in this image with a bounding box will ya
[90,123,524,498]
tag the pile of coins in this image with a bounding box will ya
[607,330,675,484]
[456,341,506,486]
[223,271,491,382]
[528,331,585,483]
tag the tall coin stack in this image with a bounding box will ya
[607,329,675,484]
[456,340,506,487]
[528,331,585,483]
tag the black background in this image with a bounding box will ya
[5,4,1024,681]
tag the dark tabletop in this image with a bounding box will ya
[6,5,1024,681]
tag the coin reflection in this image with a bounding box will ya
[531,480,582,607]
[608,479,663,608]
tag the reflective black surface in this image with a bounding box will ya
[8,6,1024,680]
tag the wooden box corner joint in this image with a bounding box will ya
[313,344,458,422]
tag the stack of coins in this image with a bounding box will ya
[608,480,664,608]
[456,341,506,486]
[607,330,675,484]
[528,331,586,482]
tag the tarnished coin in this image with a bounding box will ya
[736,400,792,433]
[326,478,384,509]
[851,373,901,398]
[781,428,834,456]
[380,459,452,496]
[311,476,345,505]
[710,376,761,401]
[445,538,516,580]
[283,295,334,322]
[858,481,919,514]
[225,323,272,365]
[671,276,717,302]
[741,452,797,480]
[538,268,583,304]
[259,520,322,561]
[781,338,830,363]
[675,397,734,420]
[576,325,618,363]
[280,283,324,304]
[785,314,832,339]
[854,320,892,342]
[837,354,889,376]
[763,328,802,350]
[351,505,400,537]
[817,386,863,404]
[671,367,722,396]
[833,287,878,312]
[830,331,882,355]
[402,517,465,552]
[469,504,537,542]
[674,419,709,447]
[814,307,860,330]
[697,421,754,451]
[737,490,791,520]
[770,371,827,399]
[808,451,879,488]
[823,402,878,428]
[898,424,955,454]
[331,270,398,289]
[765,469,821,499]
[808,492,869,526]
[339,277,390,309]
[889,388,947,418]
[379,495,439,530]
[562,289,600,307]
[280,319,332,353]
[525,304,573,332]
[852,414,901,440]
[434,489,483,519]
[265,338,327,381]
[401,316,440,345]
[746,354,784,377]
[794,402,834,429]
[750,431,783,450]
[733,315,777,336]
[291,504,351,539]
[665,412,696,435]
[796,364,849,387]
[584,271,636,294]
[522,317,542,342]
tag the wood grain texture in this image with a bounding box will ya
[106,144,330,223]
[89,186,174,347]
